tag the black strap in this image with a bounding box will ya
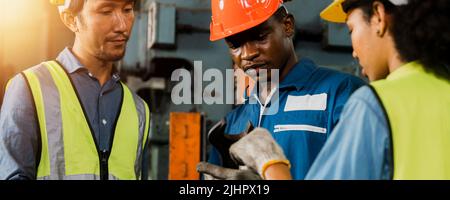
[368,85,394,180]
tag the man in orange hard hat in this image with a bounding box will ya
[208,0,450,180]
[198,0,366,180]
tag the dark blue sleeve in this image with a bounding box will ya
[207,146,222,165]
[224,104,256,135]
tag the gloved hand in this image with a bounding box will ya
[208,119,254,169]
[197,162,262,180]
[229,128,290,179]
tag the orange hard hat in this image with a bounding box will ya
[210,0,284,41]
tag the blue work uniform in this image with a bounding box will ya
[208,58,366,180]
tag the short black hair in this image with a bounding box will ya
[273,5,289,22]
[342,0,450,80]
[342,0,396,22]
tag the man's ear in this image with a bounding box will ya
[283,14,296,38]
[60,11,79,33]
[371,1,388,37]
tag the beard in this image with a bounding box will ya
[95,44,127,62]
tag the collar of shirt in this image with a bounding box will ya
[55,47,121,83]
[245,58,317,102]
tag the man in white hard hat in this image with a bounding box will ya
[0,0,151,180]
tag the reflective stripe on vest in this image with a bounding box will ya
[22,61,150,180]
[371,61,450,180]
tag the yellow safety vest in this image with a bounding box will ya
[371,61,450,180]
[21,61,150,180]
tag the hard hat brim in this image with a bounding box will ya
[209,0,283,41]
[320,0,347,23]
[50,0,66,6]
[210,14,273,41]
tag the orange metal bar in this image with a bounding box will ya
[168,112,201,180]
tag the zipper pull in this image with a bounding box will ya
[100,149,110,180]
[101,150,109,162]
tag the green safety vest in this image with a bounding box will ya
[371,61,450,180]
[21,61,150,180]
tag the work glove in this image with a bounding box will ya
[208,119,253,169]
[197,162,262,180]
[229,128,290,179]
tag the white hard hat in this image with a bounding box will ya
[50,0,72,13]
